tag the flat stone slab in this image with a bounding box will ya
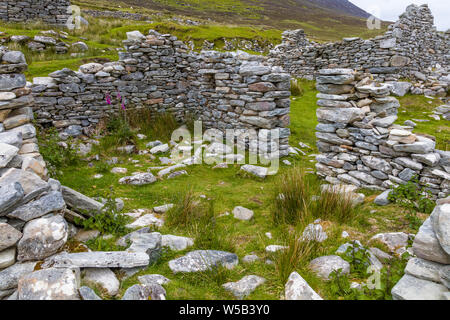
[223,275,266,299]
[391,274,448,300]
[61,186,104,216]
[43,251,150,269]
[18,267,80,300]
[119,173,157,185]
[7,191,65,221]
[168,250,238,273]
[285,271,323,300]
[405,258,447,284]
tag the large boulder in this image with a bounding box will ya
[17,214,68,261]
[18,267,80,300]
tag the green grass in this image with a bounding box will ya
[43,78,429,300]
[397,94,449,150]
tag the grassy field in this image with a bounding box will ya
[42,80,436,300]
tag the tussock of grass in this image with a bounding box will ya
[128,109,180,142]
[272,232,319,285]
[313,190,359,224]
[271,167,316,226]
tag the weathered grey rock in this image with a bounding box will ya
[0,74,26,91]
[391,274,447,300]
[83,268,120,296]
[309,255,350,280]
[138,274,170,286]
[232,206,254,221]
[168,250,238,273]
[79,286,102,300]
[413,218,450,264]
[0,247,16,269]
[240,165,268,178]
[0,169,49,203]
[285,271,322,300]
[17,214,67,261]
[153,204,174,213]
[0,143,19,168]
[7,191,65,221]
[405,257,447,283]
[18,267,80,300]
[370,232,409,253]
[317,107,364,124]
[0,182,24,216]
[61,186,104,216]
[0,262,36,291]
[119,173,157,185]
[389,81,412,96]
[301,223,328,242]
[126,214,163,229]
[223,275,266,299]
[374,190,391,206]
[122,283,166,300]
[126,232,162,264]
[242,254,260,263]
[43,251,150,269]
[161,234,194,251]
[430,203,450,255]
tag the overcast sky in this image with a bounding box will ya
[350,0,450,30]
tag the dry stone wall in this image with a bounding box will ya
[269,4,450,87]
[31,30,292,155]
[314,68,449,199]
[0,0,71,26]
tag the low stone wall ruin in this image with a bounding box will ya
[0,0,71,26]
[31,30,292,155]
[269,4,450,89]
[314,68,449,199]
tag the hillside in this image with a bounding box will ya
[73,0,388,42]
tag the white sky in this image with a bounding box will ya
[349,0,450,30]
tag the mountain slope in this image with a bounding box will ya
[74,0,387,41]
